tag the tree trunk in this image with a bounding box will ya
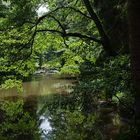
[128,0,140,127]
[83,0,117,56]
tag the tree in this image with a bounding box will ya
[34,0,118,56]
[128,0,140,129]
[0,0,39,84]
[0,0,8,18]
[1,0,128,66]
[94,0,128,53]
[0,0,137,138]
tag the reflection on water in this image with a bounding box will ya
[39,116,52,133]
[0,75,75,140]
[0,75,126,140]
[0,75,73,98]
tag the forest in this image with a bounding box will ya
[0,0,140,139]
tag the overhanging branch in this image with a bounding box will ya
[36,29,102,43]
[65,32,102,43]
[36,6,92,25]
[82,0,117,56]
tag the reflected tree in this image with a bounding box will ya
[0,98,40,140]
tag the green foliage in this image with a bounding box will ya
[78,55,132,99]
[115,126,138,140]
[0,0,135,139]
[0,100,40,140]
[71,54,134,123]
[0,21,36,84]
[1,79,23,93]
[47,109,101,140]
[5,0,39,26]
[93,0,128,52]
[0,0,129,79]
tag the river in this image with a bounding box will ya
[0,75,126,140]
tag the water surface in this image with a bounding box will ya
[0,75,74,140]
[0,75,124,140]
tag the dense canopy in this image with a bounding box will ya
[0,0,140,139]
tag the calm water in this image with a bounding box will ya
[0,75,74,140]
[0,75,73,98]
[0,75,125,140]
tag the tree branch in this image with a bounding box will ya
[82,0,117,56]
[63,6,92,19]
[114,95,134,114]
[36,29,102,43]
[48,15,66,33]
[36,6,92,26]
[65,32,102,43]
